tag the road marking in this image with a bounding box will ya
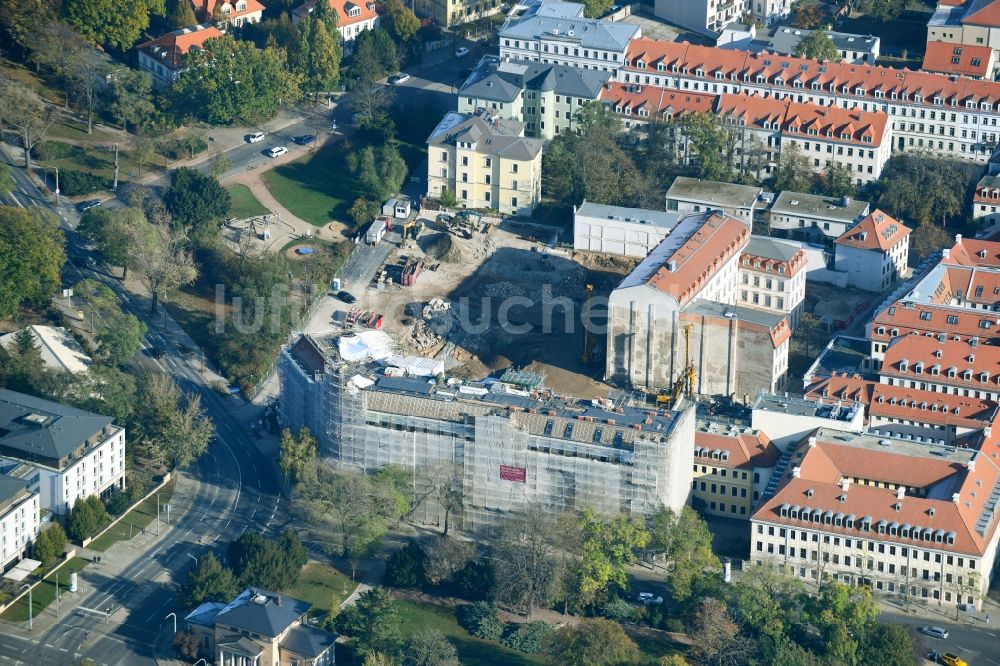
[9,192,23,208]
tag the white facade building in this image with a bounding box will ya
[497,13,640,74]
[0,476,39,570]
[767,191,871,243]
[834,209,912,292]
[665,177,762,225]
[738,236,808,328]
[573,200,681,257]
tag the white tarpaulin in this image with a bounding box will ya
[338,330,394,362]
[385,355,445,377]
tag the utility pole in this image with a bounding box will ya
[112,143,120,191]
[55,573,60,616]
[156,494,160,536]
[53,167,59,206]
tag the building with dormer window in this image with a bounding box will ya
[192,0,264,26]
[834,209,911,292]
[293,0,380,43]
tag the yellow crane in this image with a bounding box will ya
[666,323,696,405]
[582,284,594,364]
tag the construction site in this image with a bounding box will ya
[329,210,639,398]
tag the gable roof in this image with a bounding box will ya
[835,209,910,251]
[869,383,1000,429]
[0,389,113,463]
[499,14,639,52]
[136,24,224,70]
[694,427,781,469]
[461,59,609,102]
[214,588,311,637]
[426,111,543,161]
[922,41,994,78]
[803,372,875,405]
[294,0,379,26]
[964,0,1000,26]
[881,332,1000,389]
[945,236,1000,268]
[600,83,715,120]
[869,301,997,345]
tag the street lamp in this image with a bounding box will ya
[46,167,59,206]
[165,612,177,634]
[193,660,207,666]
[187,554,198,566]
[18,584,32,631]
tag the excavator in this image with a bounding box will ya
[657,323,696,407]
[400,218,423,247]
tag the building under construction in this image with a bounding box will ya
[278,334,696,533]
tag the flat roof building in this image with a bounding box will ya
[573,200,682,257]
[666,177,763,225]
[768,192,871,244]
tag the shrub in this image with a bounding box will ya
[452,558,495,601]
[385,539,425,588]
[172,631,201,660]
[334,604,364,636]
[602,596,636,623]
[34,140,76,161]
[32,523,68,567]
[457,601,504,641]
[60,169,109,196]
[502,621,553,653]
[68,495,111,542]
[103,487,137,516]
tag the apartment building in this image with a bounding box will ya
[497,13,640,73]
[191,0,263,26]
[834,209,911,292]
[922,41,996,79]
[292,0,380,43]
[184,587,336,665]
[135,24,224,89]
[653,0,749,37]
[928,0,1000,65]
[0,390,125,515]
[767,191,871,244]
[751,392,866,450]
[614,37,1000,161]
[974,173,1000,224]
[278,335,697,532]
[691,423,781,519]
[426,110,543,215]
[457,58,609,139]
[881,332,1000,401]
[738,236,807,328]
[0,475,39,570]
[716,93,893,184]
[718,24,880,64]
[665,177,762,225]
[572,200,681,257]
[868,300,994,364]
[751,430,1000,608]
[414,0,500,26]
[600,82,716,132]
[867,383,1000,447]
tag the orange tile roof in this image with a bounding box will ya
[945,237,1000,268]
[599,83,715,120]
[197,0,265,20]
[754,435,1000,555]
[940,0,965,5]
[695,429,781,469]
[922,42,993,78]
[622,37,1000,114]
[296,0,379,26]
[974,175,1000,205]
[835,209,911,251]
[939,265,1000,307]
[870,383,1000,429]
[804,372,875,405]
[869,301,997,345]
[137,24,224,70]
[881,332,1000,389]
[647,212,750,307]
[964,0,1000,27]
[740,246,808,277]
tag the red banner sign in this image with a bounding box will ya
[499,465,526,483]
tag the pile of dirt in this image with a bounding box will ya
[422,233,463,264]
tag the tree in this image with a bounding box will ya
[858,623,918,666]
[169,0,198,29]
[492,505,559,617]
[865,0,904,23]
[32,523,68,567]
[909,220,950,265]
[210,153,231,181]
[677,112,735,182]
[0,164,15,197]
[227,530,307,591]
[352,28,399,82]
[278,426,319,485]
[70,50,109,134]
[172,631,201,661]
[132,370,213,469]
[649,506,720,603]
[352,587,402,657]
[28,22,86,110]
[97,312,147,365]
[796,311,828,356]
[792,1,823,28]
[0,206,65,318]
[0,0,58,55]
[383,0,419,43]
[385,540,426,588]
[727,567,805,648]
[179,552,239,608]
[292,14,342,100]
[164,167,232,233]
[403,628,460,666]
[689,598,754,666]
[575,510,649,607]
[67,495,110,542]
[877,153,975,227]
[457,601,504,640]
[350,77,396,139]
[127,219,198,315]
[65,0,167,50]
[413,462,463,536]
[106,67,156,134]
[78,207,140,278]
[172,35,301,125]
[134,136,156,177]
[795,29,839,61]
[819,161,855,198]
[581,0,613,18]
[363,654,397,666]
[0,81,57,170]
[423,536,475,585]
[543,619,639,666]
[774,143,814,193]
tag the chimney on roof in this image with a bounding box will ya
[968,457,976,472]
[275,595,282,606]
[896,486,905,500]
[956,233,963,244]
[841,478,850,492]
[808,436,817,448]
[986,426,992,439]
[953,492,961,504]
[792,465,801,478]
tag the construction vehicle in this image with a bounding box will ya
[582,284,594,364]
[661,323,697,407]
[401,257,423,286]
[401,218,422,246]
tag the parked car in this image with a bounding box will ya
[455,46,469,57]
[76,199,102,212]
[266,146,288,158]
[246,131,265,143]
[921,626,949,640]
[940,654,968,666]
[637,592,663,605]
[388,73,411,84]
[337,290,357,304]
[293,135,316,146]
[146,346,166,359]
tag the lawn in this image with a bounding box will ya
[1,557,89,623]
[87,479,175,552]
[394,599,546,666]
[291,562,357,617]
[226,184,270,219]
[36,140,161,190]
[262,141,361,226]
[46,119,115,143]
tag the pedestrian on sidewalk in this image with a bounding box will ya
[987,613,991,624]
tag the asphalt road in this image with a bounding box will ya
[0,150,284,666]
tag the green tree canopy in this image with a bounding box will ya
[0,206,66,318]
[795,30,839,61]
[172,35,301,125]
[179,552,240,608]
[774,142,814,193]
[65,0,166,49]
[383,0,419,43]
[351,587,402,657]
[575,509,649,607]
[227,529,307,591]
[131,370,213,469]
[164,167,232,233]
[32,523,68,567]
[97,312,147,365]
[292,14,342,99]
[581,0,613,19]
[168,0,197,29]
[278,426,319,485]
[877,153,976,227]
[403,628,460,666]
[649,506,720,602]
[543,618,639,666]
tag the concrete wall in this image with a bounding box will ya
[606,285,679,389]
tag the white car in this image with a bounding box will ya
[266,146,288,158]
[921,626,949,640]
[246,131,265,143]
[455,47,469,57]
[637,592,663,605]
[388,73,411,84]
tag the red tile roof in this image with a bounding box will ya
[622,37,1000,114]
[922,42,993,78]
[196,0,265,21]
[695,429,781,469]
[137,24,224,70]
[881,332,1000,390]
[804,372,875,405]
[974,175,1000,206]
[945,237,1000,268]
[964,0,1000,27]
[869,302,996,346]
[869,383,1000,429]
[835,209,910,251]
[647,212,750,307]
[599,83,715,120]
[295,0,379,26]
[938,265,1000,307]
